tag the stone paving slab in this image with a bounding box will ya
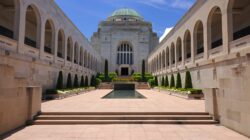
[4,124,249,140]
[42,90,205,112]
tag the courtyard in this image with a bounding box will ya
[2,90,249,140]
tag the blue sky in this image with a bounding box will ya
[55,0,195,40]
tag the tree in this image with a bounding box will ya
[104,59,109,82]
[84,76,89,87]
[176,73,182,88]
[170,74,175,88]
[90,75,96,87]
[154,76,158,86]
[66,73,72,89]
[164,75,169,87]
[141,59,146,82]
[161,76,165,87]
[185,71,193,89]
[56,71,64,89]
[74,74,79,88]
[80,75,84,87]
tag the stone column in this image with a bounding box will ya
[64,36,67,65]
[182,40,185,65]
[222,7,232,55]
[204,21,209,60]
[39,20,45,59]
[54,29,58,63]
[17,5,25,54]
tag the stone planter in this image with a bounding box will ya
[154,87,204,99]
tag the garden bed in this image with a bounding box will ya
[45,87,95,100]
[154,87,204,99]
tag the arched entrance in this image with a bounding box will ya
[117,42,133,76]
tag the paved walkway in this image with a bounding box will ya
[42,89,205,112]
[3,90,249,140]
[5,124,249,140]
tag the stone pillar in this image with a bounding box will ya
[191,30,195,64]
[222,8,232,55]
[39,20,45,59]
[204,88,219,121]
[182,40,185,65]
[54,29,58,63]
[204,21,209,60]
[64,36,67,65]
[17,5,26,54]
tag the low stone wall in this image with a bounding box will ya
[0,65,42,135]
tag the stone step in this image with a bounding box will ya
[36,115,213,120]
[33,120,218,125]
[41,112,210,116]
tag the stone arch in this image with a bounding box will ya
[74,42,79,64]
[44,19,55,54]
[170,43,175,65]
[184,30,191,60]
[66,37,73,61]
[57,29,65,58]
[80,47,83,66]
[193,20,204,56]
[166,47,170,67]
[162,50,166,68]
[0,0,20,40]
[208,6,223,50]
[228,0,250,41]
[176,37,182,63]
[24,4,41,48]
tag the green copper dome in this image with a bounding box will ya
[111,8,143,19]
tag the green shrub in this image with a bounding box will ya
[185,71,193,89]
[154,76,158,86]
[141,59,146,82]
[74,74,79,88]
[80,75,84,87]
[109,72,117,80]
[90,75,96,87]
[95,78,102,87]
[46,89,58,95]
[85,76,89,87]
[161,76,165,87]
[66,73,72,89]
[176,73,182,88]
[164,75,169,87]
[104,59,109,82]
[170,74,175,88]
[56,71,63,89]
[148,79,155,87]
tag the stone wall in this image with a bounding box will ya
[0,64,42,135]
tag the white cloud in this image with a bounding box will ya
[137,0,193,10]
[170,0,193,9]
[159,27,173,42]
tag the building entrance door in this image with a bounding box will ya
[121,67,129,76]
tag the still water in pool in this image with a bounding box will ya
[102,90,146,99]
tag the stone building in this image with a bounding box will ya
[148,0,250,137]
[0,0,101,91]
[91,8,158,76]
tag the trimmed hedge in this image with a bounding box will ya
[66,73,72,89]
[170,74,175,88]
[164,75,169,87]
[148,79,155,87]
[141,59,146,82]
[104,59,109,82]
[74,74,79,88]
[176,73,182,88]
[185,71,193,89]
[154,76,158,86]
[56,71,63,89]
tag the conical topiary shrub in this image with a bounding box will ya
[141,59,146,82]
[176,73,182,89]
[170,74,175,88]
[84,76,89,87]
[80,75,84,87]
[164,75,169,87]
[66,73,72,89]
[74,74,79,88]
[104,59,109,82]
[56,71,63,89]
[154,76,158,86]
[185,71,193,89]
[90,75,96,87]
[161,76,165,87]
